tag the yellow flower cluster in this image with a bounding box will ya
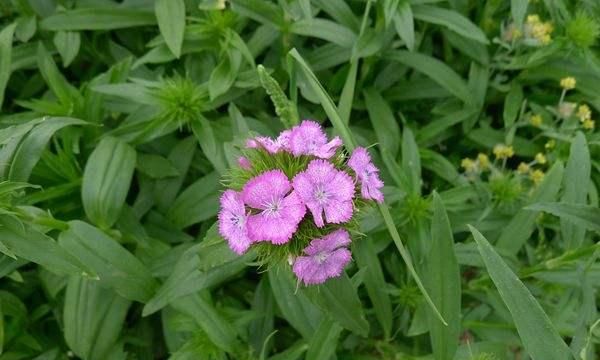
[534,152,547,164]
[493,144,514,159]
[526,15,553,45]
[530,114,543,126]
[517,162,530,174]
[529,169,545,185]
[461,153,490,174]
[560,76,576,90]
[577,104,595,130]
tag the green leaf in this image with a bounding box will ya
[337,60,358,125]
[172,293,240,354]
[402,127,422,195]
[155,0,185,58]
[0,23,16,111]
[511,0,528,27]
[387,50,473,105]
[136,153,179,179]
[15,16,36,43]
[305,319,343,360]
[412,5,489,44]
[426,192,461,360]
[37,43,82,108]
[561,132,591,248]
[249,278,275,356]
[525,203,600,233]
[0,216,87,276]
[82,136,136,229]
[40,8,157,31]
[209,50,241,100]
[257,65,298,128]
[496,162,564,254]
[394,1,415,51]
[268,263,321,339]
[364,88,401,156]
[290,19,357,48]
[166,172,220,229]
[468,225,573,360]
[303,273,369,336]
[59,220,158,303]
[143,228,251,315]
[8,117,87,182]
[353,237,393,339]
[53,31,81,67]
[63,277,131,360]
[503,82,523,127]
[191,117,228,175]
[229,0,285,28]
[311,0,360,31]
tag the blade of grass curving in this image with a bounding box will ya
[426,192,461,360]
[289,48,447,325]
[338,60,358,125]
[0,23,16,111]
[468,225,573,360]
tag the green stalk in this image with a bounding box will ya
[288,48,447,326]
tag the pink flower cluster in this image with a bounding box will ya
[218,120,384,285]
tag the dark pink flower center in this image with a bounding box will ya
[229,213,245,229]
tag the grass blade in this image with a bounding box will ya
[426,192,461,360]
[468,225,573,360]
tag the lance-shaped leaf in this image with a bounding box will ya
[82,136,136,229]
[468,225,573,360]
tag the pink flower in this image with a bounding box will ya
[237,156,251,170]
[242,170,306,244]
[246,130,291,154]
[289,120,341,159]
[292,160,354,227]
[292,229,352,285]
[218,190,252,254]
[348,147,384,203]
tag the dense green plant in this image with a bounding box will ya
[0,0,598,359]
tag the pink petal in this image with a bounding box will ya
[237,156,251,170]
[293,248,352,285]
[289,120,328,157]
[315,136,342,159]
[304,229,351,255]
[218,190,252,254]
[324,200,353,224]
[304,159,336,184]
[242,170,291,210]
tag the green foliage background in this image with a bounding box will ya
[0,0,599,359]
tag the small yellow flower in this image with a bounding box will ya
[545,139,556,150]
[560,76,576,90]
[517,162,530,174]
[527,15,541,24]
[477,153,490,169]
[461,158,477,172]
[530,169,545,185]
[534,153,547,164]
[582,119,595,130]
[577,104,592,121]
[530,114,543,126]
[493,144,515,159]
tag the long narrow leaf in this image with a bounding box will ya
[468,225,573,360]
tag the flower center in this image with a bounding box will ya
[262,198,283,217]
[314,185,329,204]
[229,214,245,229]
[316,251,329,264]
